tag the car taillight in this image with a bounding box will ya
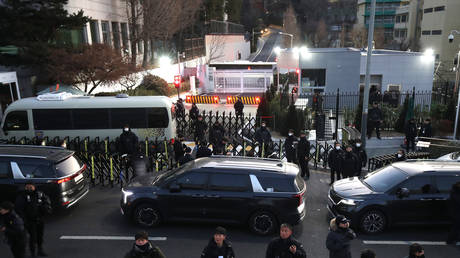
[292,192,304,206]
[55,164,86,184]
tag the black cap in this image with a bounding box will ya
[335,215,349,225]
[215,226,227,235]
[135,231,148,241]
[0,201,14,211]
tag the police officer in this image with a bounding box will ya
[405,118,417,152]
[353,139,367,177]
[297,131,310,179]
[328,142,344,185]
[178,147,194,166]
[234,97,244,124]
[190,103,200,121]
[326,215,356,258]
[419,118,432,138]
[196,141,212,158]
[395,149,407,162]
[255,121,272,157]
[368,102,383,140]
[210,121,225,154]
[201,226,235,258]
[194,115,208,144]
[119,124,139,156]
[124,231,165,258]
[285,129,297,163]
[176,98,185,120]
[173,134,186,163]
[0,201,26,258]
[342,145,360,178]
[266,223,306,258]
[15,183,51,257]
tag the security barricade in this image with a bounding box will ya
[185,95,220,104]
[368,151,430,172]
[226,95,261,105]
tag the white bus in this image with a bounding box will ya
[0,94,176,141]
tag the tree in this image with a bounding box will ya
[206,35,225,64]
[204,0,225,21]
[0,0,89,66]
[315,19,329,47]
[350,26,368,48]
[125,0,142,66]
[225,0,243,23]
[283,3,301,46]
[119,70,143,94]
[136,74,170,96]
[47,44,135,94]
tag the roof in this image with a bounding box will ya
[0,145,74,162]
[392,160,460,175]
[6,95,172,110]
[196,156,298,175]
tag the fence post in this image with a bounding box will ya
[262,142,265,158]
[156,159,159,172]
[279,139,282,159]
[104,139,108,158]
[164,140,168,161]
[91,155,95,185]
[109,156,114,188]
[243,141,246,156]
[314,141,319,169]
[145,138,149,157]
[84,139,88,159]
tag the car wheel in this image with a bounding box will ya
[249,211,278,235]
[360,209,386,234]
[134,204,161,227]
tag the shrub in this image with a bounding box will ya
[136,74,169,96]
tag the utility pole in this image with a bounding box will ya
[360,0,377,147]
[454,50,460,139]
[335,88,339,140]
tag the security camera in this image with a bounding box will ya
[449,33,454,43]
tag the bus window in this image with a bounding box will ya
[110,108,147,129]
[4,111,29,130]
[73,109,109,129]
[33,109,72,130]
[147,108,168,128]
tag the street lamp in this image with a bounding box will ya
[449,30,460,139]
[279,32,293,49]
[159,56,171,68]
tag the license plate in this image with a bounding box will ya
[74,174,83,182]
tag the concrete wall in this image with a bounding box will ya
[359,51,434,92]
[205,34,250,63]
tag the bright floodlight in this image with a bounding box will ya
[300,46,311,59]
[422,48,434,63]
[274,46,281,55]
[159,56,171,67]
[292,47,299,57]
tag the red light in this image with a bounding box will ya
[62,201,71,206]
[174,75,181,89]
[227,96,231,102]
[213,96,219,102]
[57,177,72,184]
[296,68,300,74]
[55,164,86,184]
[255,97,260,103]
[186,96,191,101]
[247,66,251,70]
[292,192,304,206]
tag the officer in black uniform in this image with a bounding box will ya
[119,124,139,156]
[234,97,244,124]
[405,118,417,152]
[352,139,367,177]
[266,223,306,258]
[255,121,272,157]
[194,115,208,144]
[328,142,344,185]
[178,147,194,166]
[15,183,52,257]
[196,141,212,158]
[189,103,200,121]
[297,131,310,179]
[285,129,297,163]
[0,201,26,258]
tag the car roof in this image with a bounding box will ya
[392,160,460,176]
[195,156,298,176]
[0,145,74,162]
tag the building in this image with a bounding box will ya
[356,0,409,41]
[276,48,434,96]
[420,0,460,65]
[393,0,423,49]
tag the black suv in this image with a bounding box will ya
[328,160,460,234]
[121,156,306,235]
[0,145,89,208]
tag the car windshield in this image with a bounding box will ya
[362,166,408,192]
[452,152,460,160]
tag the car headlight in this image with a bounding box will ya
[122,189,133,204]
[338,198,360,206]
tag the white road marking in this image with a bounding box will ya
[60,236,167,241]
[363,240,459,246]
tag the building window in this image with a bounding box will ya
[431,30,442,35]
[396,15,401,23]
[401,14,407,23]
[424,8,433,13]
[101,21,111,45]
[422,30,431,35]
[89,20,100,44]
[112,22,120,50]
[434,6,445,12]
[120,23,129,50]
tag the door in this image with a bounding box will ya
[0,158,18,203]
[166,171,209,219]
[388,175,436,223]
[434,174,460,223]
[205,173,252,222]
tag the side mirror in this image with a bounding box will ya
[397,187,410,198]
[169,182,180,192]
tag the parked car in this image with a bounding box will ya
[0,145,89,208]
[437,151,460,161]
[327,160,460,234]
[121,156,306,235]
